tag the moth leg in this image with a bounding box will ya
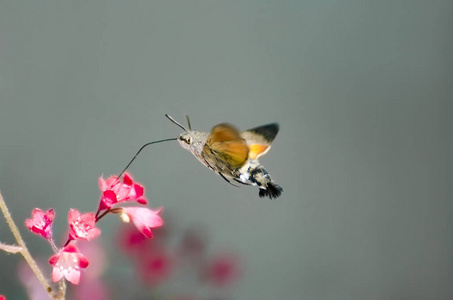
[201,151,240,187]
[218,172,240,187]
[233,178,251,186]
[201,153,216,172]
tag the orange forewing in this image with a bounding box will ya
[205,124,249,168]
[208,124,242,143]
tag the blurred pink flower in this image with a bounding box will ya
[68,209,101,241]
[98,172,147,210]
[72,241,109,299]
[76,241,107,280]
[25,208,55,240]
[138,248,172,285]
[73,278,109,300]
[49,244,89,285]
[0,295,6,300]
[120,207,163,238]
[205,253,241,288]
[18,261,49,300]
[118,224,149,254]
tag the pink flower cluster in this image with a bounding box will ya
[98,173,147,210]
[24,172,163,285]
[117,224,242,297]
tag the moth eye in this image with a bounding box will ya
[185,137,192,144]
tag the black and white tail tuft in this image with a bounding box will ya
[259,182,283,199]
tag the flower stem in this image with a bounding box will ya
[0,190,59,300]
[58,279,66,299]
[96,208,112,222]
[49,239,59,253]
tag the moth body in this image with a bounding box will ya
[167,114,282,199]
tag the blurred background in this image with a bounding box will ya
[0,1,452,299]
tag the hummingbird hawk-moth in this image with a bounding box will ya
[166,114,283,199]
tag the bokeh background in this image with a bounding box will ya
[1,1,452,299]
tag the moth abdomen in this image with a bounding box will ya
[239,161,282,199]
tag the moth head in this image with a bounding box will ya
[166,114,194,150]
[177,132,193,150]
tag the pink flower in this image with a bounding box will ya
[120,207,163,238]
[68,209,101,241]
[76,241,106,280]
[73,241,109,300]
[117,224,149,254]
[205,253,241,287]
[0,295,6,300]
[25,208,55,239]
[49,244,89,285]
[73,278,109,300]
[18,260,49,300]
[98,173,147,210]
[137,247,172,285]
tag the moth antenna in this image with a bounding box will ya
[185,114,192,130]
[119,137,177,177]
[166,114,189,132]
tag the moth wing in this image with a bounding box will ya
[204,123,249,168]
[241,123,279,160]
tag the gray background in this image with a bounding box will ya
[1,1,452,299]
